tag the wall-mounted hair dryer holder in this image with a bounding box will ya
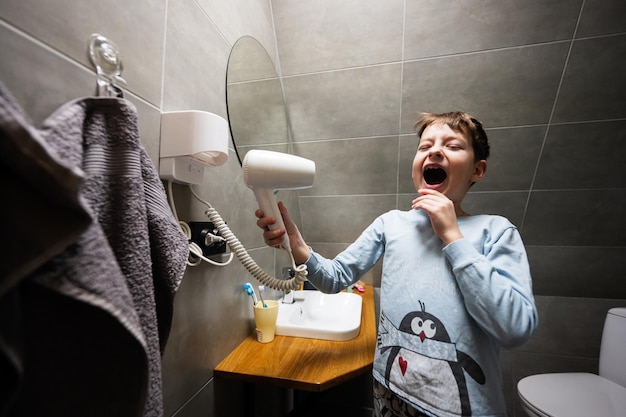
[178,150,315,291]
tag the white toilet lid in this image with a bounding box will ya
[518,373,626,417]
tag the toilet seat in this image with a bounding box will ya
[518,372,626,417]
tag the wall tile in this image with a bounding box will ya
[0,23,94,125]
[473,126,545,192]
[283,64,402,141]
[236,143,291,165]
[398,134,418,194]
[526,246,626,298]
[397,194,416,211]
[127,97,162,164]
[294,136,399,196]
[533,120,626,189]
[576,0,626,37]
[404,0,581,59]
[401,43,570,131]
[170,379,214,417]
[272,0,404,75]
[517,295,626,358]
[509,351,598,381]
[553,35,626,123]
[300,195,396,243]
[196,0,276,54]
[522,189,626,246]
[163,0,230,115]
[462,191,528,227]
[0,0,165,105]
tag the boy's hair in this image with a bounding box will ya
[414,111,490,161]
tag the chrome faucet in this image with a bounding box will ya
[282,267,296,304]
[282,290,295,304]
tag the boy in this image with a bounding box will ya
[256,112,538,416]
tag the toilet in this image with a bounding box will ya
[517,307,626,417]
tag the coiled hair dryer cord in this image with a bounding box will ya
[189,186,307,291]
[204,206,307,291]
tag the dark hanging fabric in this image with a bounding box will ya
[0,82,188,417]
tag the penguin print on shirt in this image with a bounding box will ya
[378,302,486,416]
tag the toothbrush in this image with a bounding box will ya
[352,281,365,293]
[243,283,258,306]
[258,285,267,308]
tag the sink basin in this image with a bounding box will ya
[275,290,362,341]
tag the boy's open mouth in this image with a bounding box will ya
[423,166,447,185]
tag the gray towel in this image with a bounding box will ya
[0,82,188,417]
[0,82,91,290]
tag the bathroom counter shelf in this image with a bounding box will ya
[214,285,376,392]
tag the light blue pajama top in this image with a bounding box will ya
[305,209,538,417]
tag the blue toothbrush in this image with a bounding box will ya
[243,283,258,306]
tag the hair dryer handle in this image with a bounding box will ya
[253,188,291,252]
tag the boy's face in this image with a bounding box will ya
[412,123,487,205]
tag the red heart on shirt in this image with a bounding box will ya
[398,356,408,376]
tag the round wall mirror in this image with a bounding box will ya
[226,36,292,165]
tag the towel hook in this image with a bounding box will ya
[88,33,127,98]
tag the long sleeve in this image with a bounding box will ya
[306,215,386,293]
[444,227,538,348]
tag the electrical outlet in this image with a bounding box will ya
[189,221,227,256]
[282,267,295,279]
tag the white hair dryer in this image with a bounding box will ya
[243,150,315,252]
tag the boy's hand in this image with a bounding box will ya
[412,189,464,245]
[255,202,310,263]
[255,204,288,248]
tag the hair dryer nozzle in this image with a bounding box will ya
[243,150,315,190]
[243,150,315,252]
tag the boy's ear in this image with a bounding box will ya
[471,160,487,183]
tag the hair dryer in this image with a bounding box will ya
[243,150,315,252]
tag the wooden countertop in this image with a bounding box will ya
[214,285,376,392]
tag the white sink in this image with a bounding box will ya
[275,290,362,341]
